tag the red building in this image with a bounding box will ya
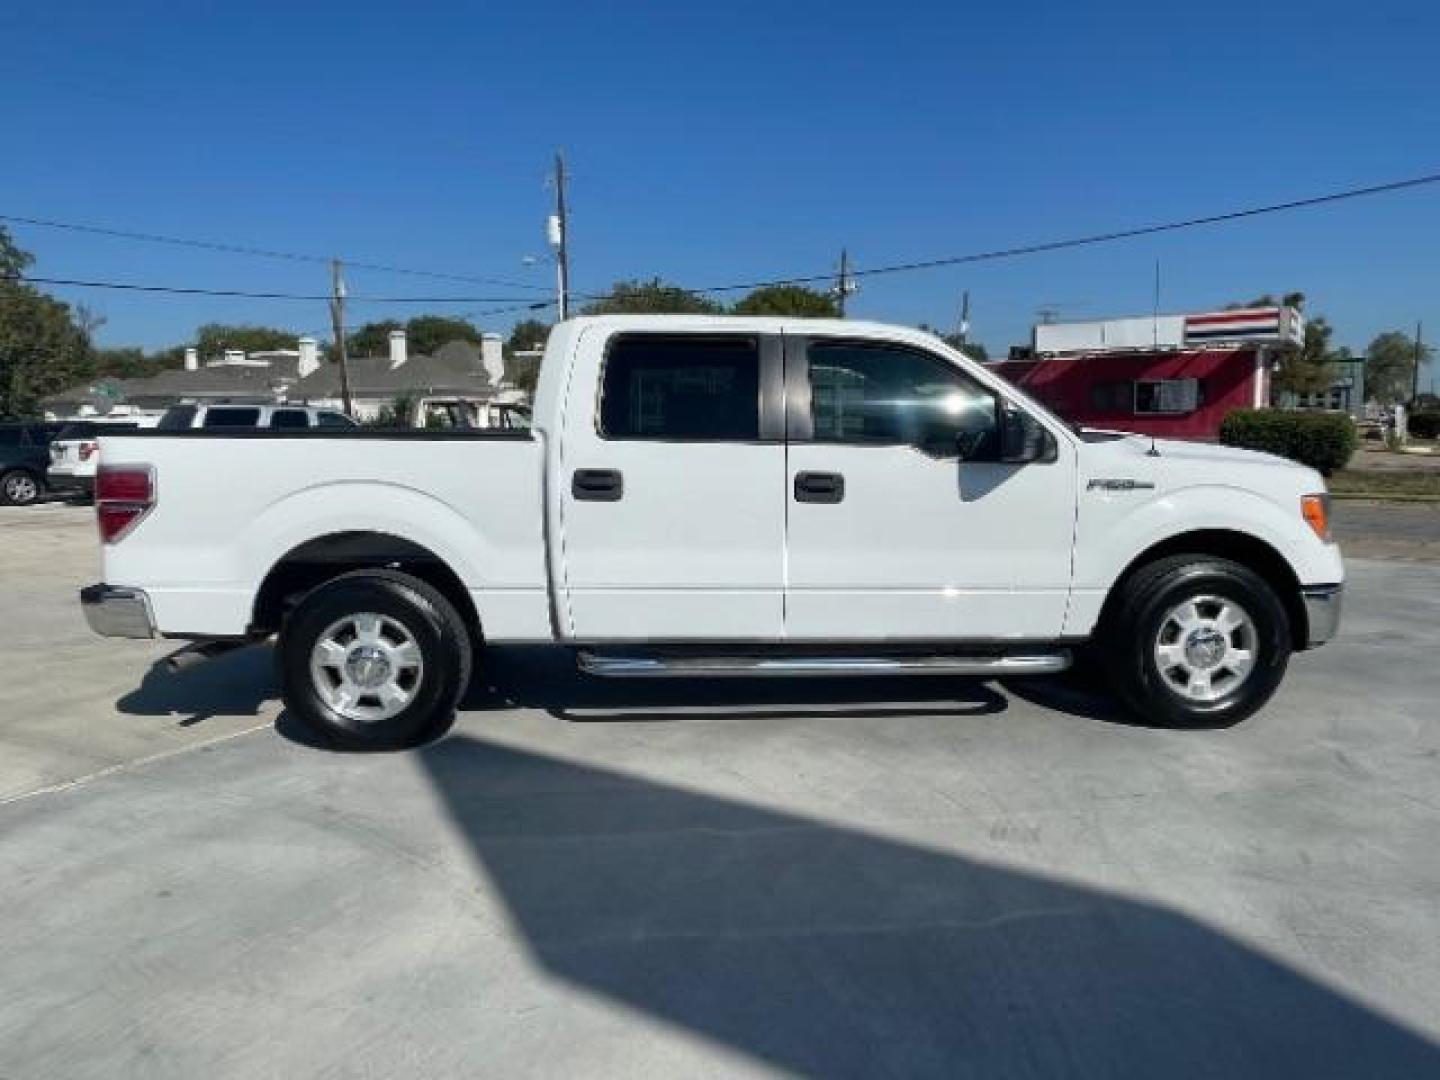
[990,307,1302,441]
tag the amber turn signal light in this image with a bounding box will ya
[1301,493,1332,543]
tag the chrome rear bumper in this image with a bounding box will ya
[80,584,156,639]
[1302,584,1343,648]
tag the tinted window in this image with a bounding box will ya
[270,409,310,429]
[600,335,760,440]
[807,341,998,458]
[202,407,262,428]
[1135,379,1200,415]
[159,406,198,430]
[317,411,355,429]
[0,428,20,447]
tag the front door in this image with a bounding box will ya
[558,329,787,641]
[783,334,1077,641]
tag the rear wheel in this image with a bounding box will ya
[1,470,42,506]
[279,570,472,749]
[1101,555,1291,728]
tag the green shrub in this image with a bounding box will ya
[1219,409,1357,475]
[1408,411,1440,440]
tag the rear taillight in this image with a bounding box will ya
[96,465,155,544]
[79,441,98,462]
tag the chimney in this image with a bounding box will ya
[297,337,320,379]
[184,347,199,372]
[388,329,408,369]
[481,332,504,385]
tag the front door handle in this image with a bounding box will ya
[794,471,844,504]
[572,468,623,502]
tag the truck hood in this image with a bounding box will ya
[1077,432,1325,503]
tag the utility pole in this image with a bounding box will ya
[955,290,970,347]
[329,259,354,418]
[550,151,571,320]
[833,248,856,317]
[1413,320,1425,404]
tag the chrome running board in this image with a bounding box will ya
[577,651,1071,679]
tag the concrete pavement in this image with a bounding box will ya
[2,504,1439,1077]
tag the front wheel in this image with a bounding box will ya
[1101,555,1291,728]
[1,470,42,506]
[278,570,473,749]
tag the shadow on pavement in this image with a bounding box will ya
[418,734,1440,1078]
[115,643,277,725]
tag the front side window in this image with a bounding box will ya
[202,407,262,428]
[317,411,355,429]
[600,335,760,440]
[806,341,998,459]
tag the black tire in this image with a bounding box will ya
[0,469,43,507]
[278,569,473,750]
[1100,555,1291,729]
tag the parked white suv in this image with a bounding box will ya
[157,404,356,431]
[47,418,161,499]
[82,316,1343,748]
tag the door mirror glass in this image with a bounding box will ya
[996,404,1055,463]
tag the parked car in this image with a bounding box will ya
[47,418,161,500]
[82,315,1343,749]
[0,421,67,505]
[157,404,357,430]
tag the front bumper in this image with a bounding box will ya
[1301,584,1343,648]
[80,584,156,639]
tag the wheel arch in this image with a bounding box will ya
[1097,529,1308,650]
[252,530,480,641]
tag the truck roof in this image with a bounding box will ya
[558,313,947,344]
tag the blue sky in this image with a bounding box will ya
[3,0,1437,375]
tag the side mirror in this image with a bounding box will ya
[999,405,1053,464]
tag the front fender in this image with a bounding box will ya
[1065,484,1343,636]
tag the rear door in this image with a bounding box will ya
[557,328,787,641]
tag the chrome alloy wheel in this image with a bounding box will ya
[309,612,424,722]
[1153,594,1257,703]
[4,473,39,503]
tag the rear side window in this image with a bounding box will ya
[317,411,355,429]
[158,406,198,430]
[0,428,23,447]
[202,407,262,428]
[600,335,760,440]
[270,409,310,429]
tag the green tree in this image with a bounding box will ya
[583,278,723,315]
[404,315,481,356]
[93,347,152,379]
[0,226,96,418]
[195,323,299,359]
[1365,331,1434,407]
[506,318,551,355]
[1271,316,1338,399]
[731,285,838,317]
[347,320,404,358]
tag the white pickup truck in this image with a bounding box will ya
[82,315,1342,747]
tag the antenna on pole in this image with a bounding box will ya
[1152,257,1161,347]
[549,151,571,320]
[329,258,354,418]
[955,290,971,346]
[832,248,857,316]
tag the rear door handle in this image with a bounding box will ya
[794,471,844,504]
[572,468,623,502]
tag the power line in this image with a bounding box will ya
[578,171,1440,300]
[4,274,550,304]
[0,212,551,292]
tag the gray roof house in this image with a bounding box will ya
[42,330,507,420]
